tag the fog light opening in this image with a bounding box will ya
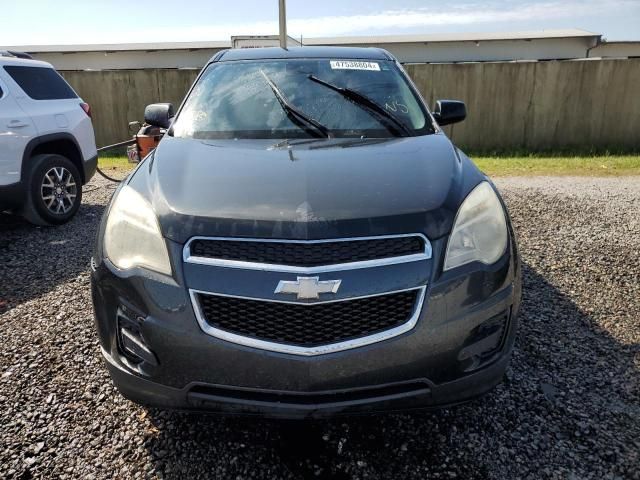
[116,305,158,367]
[458,310,510,371]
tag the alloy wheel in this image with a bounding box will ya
[40,167,78,215]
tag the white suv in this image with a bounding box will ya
[0,52,97,225]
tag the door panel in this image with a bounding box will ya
[0,79,37,186]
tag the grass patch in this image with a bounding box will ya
[98,155,133,171]
[473,154,640,177]
[98,153,640,177]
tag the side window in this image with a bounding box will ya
[3,66,76,100]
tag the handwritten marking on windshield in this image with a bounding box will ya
[385,100,409,114]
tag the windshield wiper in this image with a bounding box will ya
[260,70,330,139]
[307,75,412,137]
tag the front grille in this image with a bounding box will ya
[188,236,425,267]
[197,290,419,347]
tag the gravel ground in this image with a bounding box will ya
[1,176,638,479]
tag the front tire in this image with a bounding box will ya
[22,154,83,226]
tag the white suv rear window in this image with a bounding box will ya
[3,66,76,100]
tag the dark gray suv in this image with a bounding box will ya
[91,46,521,418]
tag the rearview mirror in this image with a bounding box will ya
[144,103,174,129]
[432,100,466,126]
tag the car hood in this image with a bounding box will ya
[128,134,483,244]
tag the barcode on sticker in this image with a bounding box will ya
[330,61,380,71]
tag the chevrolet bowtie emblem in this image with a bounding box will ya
[275,276,342,300]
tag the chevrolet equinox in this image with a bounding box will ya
[91,47,521,418]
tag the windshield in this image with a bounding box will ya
[172,59,433,139]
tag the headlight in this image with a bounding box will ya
[104,185,172,275]
[443,182,508,271]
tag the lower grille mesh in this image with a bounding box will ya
[197,290,419,347]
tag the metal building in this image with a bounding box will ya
[3,29,603,71]
[588,41,640,59]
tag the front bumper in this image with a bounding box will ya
[101,343,511,418]
[91,233,521,418]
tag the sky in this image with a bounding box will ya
[1,0,639,46]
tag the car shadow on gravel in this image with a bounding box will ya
[0,202,105,315]
[137,263,638,479]
[141,409,485,480]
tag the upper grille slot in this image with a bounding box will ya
[196,289,419,348]
[188,236,426,268]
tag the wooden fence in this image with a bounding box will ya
[61,58,640,151]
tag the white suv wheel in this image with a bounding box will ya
[41,166,78,215]
[21,154,83,226]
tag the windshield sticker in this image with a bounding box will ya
[330,60,381,71]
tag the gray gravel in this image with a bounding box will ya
[1,175,639,479]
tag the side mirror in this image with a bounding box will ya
[144,103,174,129]
[432,100,466,126]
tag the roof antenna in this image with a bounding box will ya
[279,0,288,50]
